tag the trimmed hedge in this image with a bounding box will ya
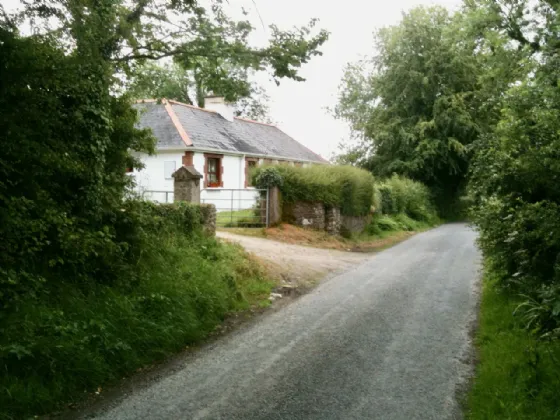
[254,165,374,217]
[376,175,437,222]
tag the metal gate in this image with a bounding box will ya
[201,188,269,228]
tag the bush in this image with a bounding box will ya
[0,28,272,419]
[254,164,374,217]
[365,215,401,235]
[469,59,560,339]
[0,200,273,418]
[377,175,437,222]
[253,167,283,188]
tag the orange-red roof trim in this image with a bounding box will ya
[162,99,193,147]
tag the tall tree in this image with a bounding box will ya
[469,0,560,335]
[334,5,520,213]
[128,62,273,122]
[0,0,327,300]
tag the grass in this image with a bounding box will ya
[216,209,265,227]
[466,271,560,419]
[0,234,275,419]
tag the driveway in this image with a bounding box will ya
[88,224,480,420]
[216,230,372,285]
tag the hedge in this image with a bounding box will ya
[376,175,437,222]
[254,165,374,217]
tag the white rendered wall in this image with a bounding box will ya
[133,150,259,210]
[131,151,183,203]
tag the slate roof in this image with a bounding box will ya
[134,100,326,163]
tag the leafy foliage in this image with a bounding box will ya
[467,271,560,419]
[469,0,560,339]
[128,62,273,122]
[0,201,273,418]
[0,29,154,307]
[254,165,375,217]
[0,0,327,416]
[376,175,437,223]
[254,167,284,189]
[334,5,523,215]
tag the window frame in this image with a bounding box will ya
[245,157,259,188]
[204,153,224,188]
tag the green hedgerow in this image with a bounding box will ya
[254,164,375,217]
[377,175,437,222]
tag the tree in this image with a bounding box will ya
[469,0,560,337]
[334,6,519,214]
[5,0,328,83]
[128,62,274,122]
[0,0,327,302]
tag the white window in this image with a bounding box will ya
[164,161,176,179]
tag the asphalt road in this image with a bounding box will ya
[90,224,480,420]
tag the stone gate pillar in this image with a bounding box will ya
[172,165,203,203]
[267,186,282,226]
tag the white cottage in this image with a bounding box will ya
[131,97,326,211]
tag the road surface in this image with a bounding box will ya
[89,224,480,420]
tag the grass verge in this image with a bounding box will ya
[466,271,560,419]
[0,235,275,419]
[221,214,435,252]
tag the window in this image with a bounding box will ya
[164,161,176,179]
[204,153,223,187]
[245,157,258,187]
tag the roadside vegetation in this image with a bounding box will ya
[257,164,375,219]
[0,202,275,419]
[333,0,560,416]
[231,166,439,250]
[467,270,560,419]
[0,2,328,418]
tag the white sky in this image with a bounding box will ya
[238,0,462,160]
[3,0,462,159]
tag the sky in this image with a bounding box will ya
[232,0,463,160]
[3,0,462,160]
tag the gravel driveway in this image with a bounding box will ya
[216,230,372,284]
[88,223,480,420]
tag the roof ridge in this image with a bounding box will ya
[169,99,277,127]
[167,99,218,114]
[233,116,277,127]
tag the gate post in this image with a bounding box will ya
[172,166,203,203]
[267,186,282,226]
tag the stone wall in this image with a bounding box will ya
[341,214,372,235]
[280,200,371,236]
[283,201,325,230]
[325,207,341,235]
[199,203,217,237]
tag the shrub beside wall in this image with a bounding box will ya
[376,175,437,222]
[255,165,374,217]
[0,200,269,418]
